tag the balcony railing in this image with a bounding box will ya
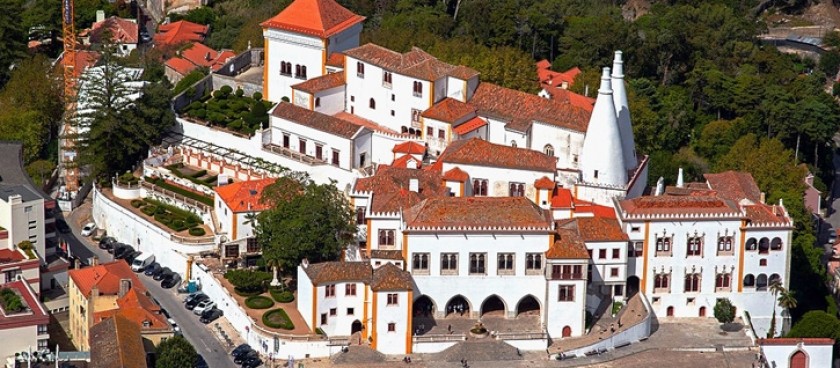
[551,273,583,280]
[263,143,327,166]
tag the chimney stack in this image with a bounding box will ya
[655,177,665,196]
[409,178,419,192]
[118,279,132,298]
[676,168,684,188]
[760,192,766,204]
[301,258,309,268]
[96,10,105,23]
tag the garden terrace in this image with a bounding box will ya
[0,287,27,315]
[141,178,214,209]
[216,271,311,335]
[159,133,287,177]
[178,85,275,136]
[165,162,220,188]
[100,188,213,239]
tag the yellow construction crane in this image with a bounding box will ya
[61,0,79,193]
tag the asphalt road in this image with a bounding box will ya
[61,205,237,368]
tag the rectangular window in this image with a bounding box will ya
[387,293,398,305]
[411,109,421,123]
[315,145,323,160]
[332,150,340,166]
[321,313,328,325]
[355,207,366,225]
[614,285,624,297]
[552,265,583,280]
[388,322,396,332]
[472,179,488,196]
[525,253,542,275]
[687,237,702,257]
[441,253,458,275]
[654,273,670,293]
[715,273,732,292]
[426,127,433,137]
[412,253,430,275]
[413,81,422,97]
[299,139,306,155]
[612,248,620,259]
[610,267,619,277]
[509,182,525,197]
[497,253,514,275]
[345,284,357,296]
[599,249,607,259]
[330,308,337,316]
[382,71,392,87]
[224,244,238,258]
[283,134,290,148]
[325,285,335,298]
[38,339,48,349]
[347,308,354,315]
[684,274,701,293]
[357,62,365,78]
[37,325,48,335]
[628,241,644,257]
[558,285,575,302]
[25,206,32,213]
[246,238,259,253]
[469,253,486,275]
[438,129,445,140]
[359,152,367,167]
[655,236,672,256]
[717,236,733,255]
[378,229,395,246]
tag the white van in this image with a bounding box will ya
[131,253,155,272]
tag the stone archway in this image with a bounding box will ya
[626,276,640,297]
[412,295,436,318]
[351,320,363,335]
[515,295,540,317]
[445,295,471,318]
[480,295,507,317]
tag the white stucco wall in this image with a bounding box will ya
[264,29,324,103]
[530,122,584,170]
[373,290,410,355]
[761,342,834,368]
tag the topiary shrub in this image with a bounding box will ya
[270,288,294,303]
[188,227,206,236]
[187,101,203,111]
[131,199,143,208]
[262,308,294,330]
[245,295,275,309]
[227,120,242,130]
[252,92,262,100]
[141,206,157,216]
[172,219,186,230]
[225,270,271,295]
[220,85,233,94]
[235,88,244,97]
[192,109,207,119]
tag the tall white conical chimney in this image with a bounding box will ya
[676,167,684,188]
[612,51,637,171]
[580,67,627,187]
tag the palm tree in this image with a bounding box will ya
[768,280,784,337]
[778,289,798,311]
[243,211,258,237]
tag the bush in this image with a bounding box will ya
[141,205,157,216]
[262,308,294,330]
[227,120,242,130]
[788,310,840,339]
[190,169,207,178]
[118,172,138,185]
[187,101,203,111]
[714,298,736,325]
[145,178,214,205]
[131,199,143,208]
[235,88,244,97]
[234,288,264,297]
[188,227,206,236]
[225,270,271,294]
[220,85,233,94]
[144,198,202,224]
[245,295,275,309]
[252,92,262,100]
[270,289,294,303]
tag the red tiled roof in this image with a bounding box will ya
[59,50,101,79]
[273,103,366,138]
[260,0,365,38]
[758,338,835,346]
[542,86,595,112]
[371,263,413,291]
[391,154,422,169]
[551,188,573,208]
[442,167,469,182]
[354,165,447,213]
[422,98,476,123]
[303,261,371,284]
[0,249,24,263]
[154,20,208,46]
[94,288,169,333]
[90,17,138,44]
[214,178,276,213]
[574,202,618,219]
[537,63,581,87]
[440,138,556,172]
[448,65,479,80]
[392,141,425,155]
[619,194,740,215]
[547,229,589,259]
[326,52,345,68]
[744,204,790,225]
[90,314,146,368]
[535,59,551,70]
[68,261,147,298]
[452,116,487,135]
[534,176,555,190]
[179,43,235,72]
[557,217,628,242]
[164,56,197,76]
[404,197,552,229]
[471,82,590,133]
[704,171,762,203]
[292,71,346,94]
[334,111,400,135]
[344,44,469,81]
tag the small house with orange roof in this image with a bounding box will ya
[214,178,276,244]
[154,20,209,47]
[164,42,236,84]
[87,13,139,56]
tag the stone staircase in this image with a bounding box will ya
[432,338,523,362]
[331,346,387,365]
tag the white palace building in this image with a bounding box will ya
[90,0,795,358]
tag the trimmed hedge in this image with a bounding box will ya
[226,270,271,295]
[189,227,206,236]
[245,295,275,309]
[262,308,294,330]
[145,177,214,206]
[130,199,143,208]
[141,205,157,216]
[234,288,263,297]
[270,289,294,303]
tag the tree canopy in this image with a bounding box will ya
[255,175,357,274]
[787,310,840,339]
[156,335,197,368]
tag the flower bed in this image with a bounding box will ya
[262,308,295,330]
[180,86,274,135]
[134,198,203,233]
[270,288,294,303]
[163,163,218,188]
[245,295,275,309]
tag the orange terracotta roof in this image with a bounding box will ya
[371,263,413,291]
[68,261,146,298]
[422,98,476,124]
[391,154,422,169]
[557,217,628,242]
[704,171,762,203]
[619,194,740,215]
[547,229,589,259]
[90,314,146,368]
[452,116,487,135]
[90,17,138,44]
[573,202,618,219]
[537,64,581,87]
[177,43,235,72]
[542,86,595,112]
[344,44,469,81]
[292,71,345,94]
[303,261,371,284]
[536,59,551,70]
[442,167,469,182]
[551,187,574,208]
[214,178,276,213]
[439,138,556,172]
[471,82,590,133]
[392,141,426,155]
[404,197,552,229]
[744,204,790,225]
[164,56,197,76]
[448,65,479,80]
[334,111,401,135]
[261,0,365,38]
[154,20,208,46]
[369,250,403,260]
[0,249,24,263]
[354,165,447,213]
[534,176,555,190]
[758,338,835,346]
[326,52,345,68]
[273,103,366,138]
[94,288,169,333]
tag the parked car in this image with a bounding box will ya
[56,219,71,234]
[114,245,134,259]
[185,293,210,311]
[194,354,209,368]
[184,292,205,304]
[231,344,251,357]
[162,274,181,289]
[98,237,116,250]
[152,267,172,281]
[124,251,142,264]
[144,263,161,276]
[233,350,258,364]
[80,222,96,237]
[131,253,155,272]
[167,317,181,335]
[193,300,216,315]
[241,356,262,368]
[200,308,223,324]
